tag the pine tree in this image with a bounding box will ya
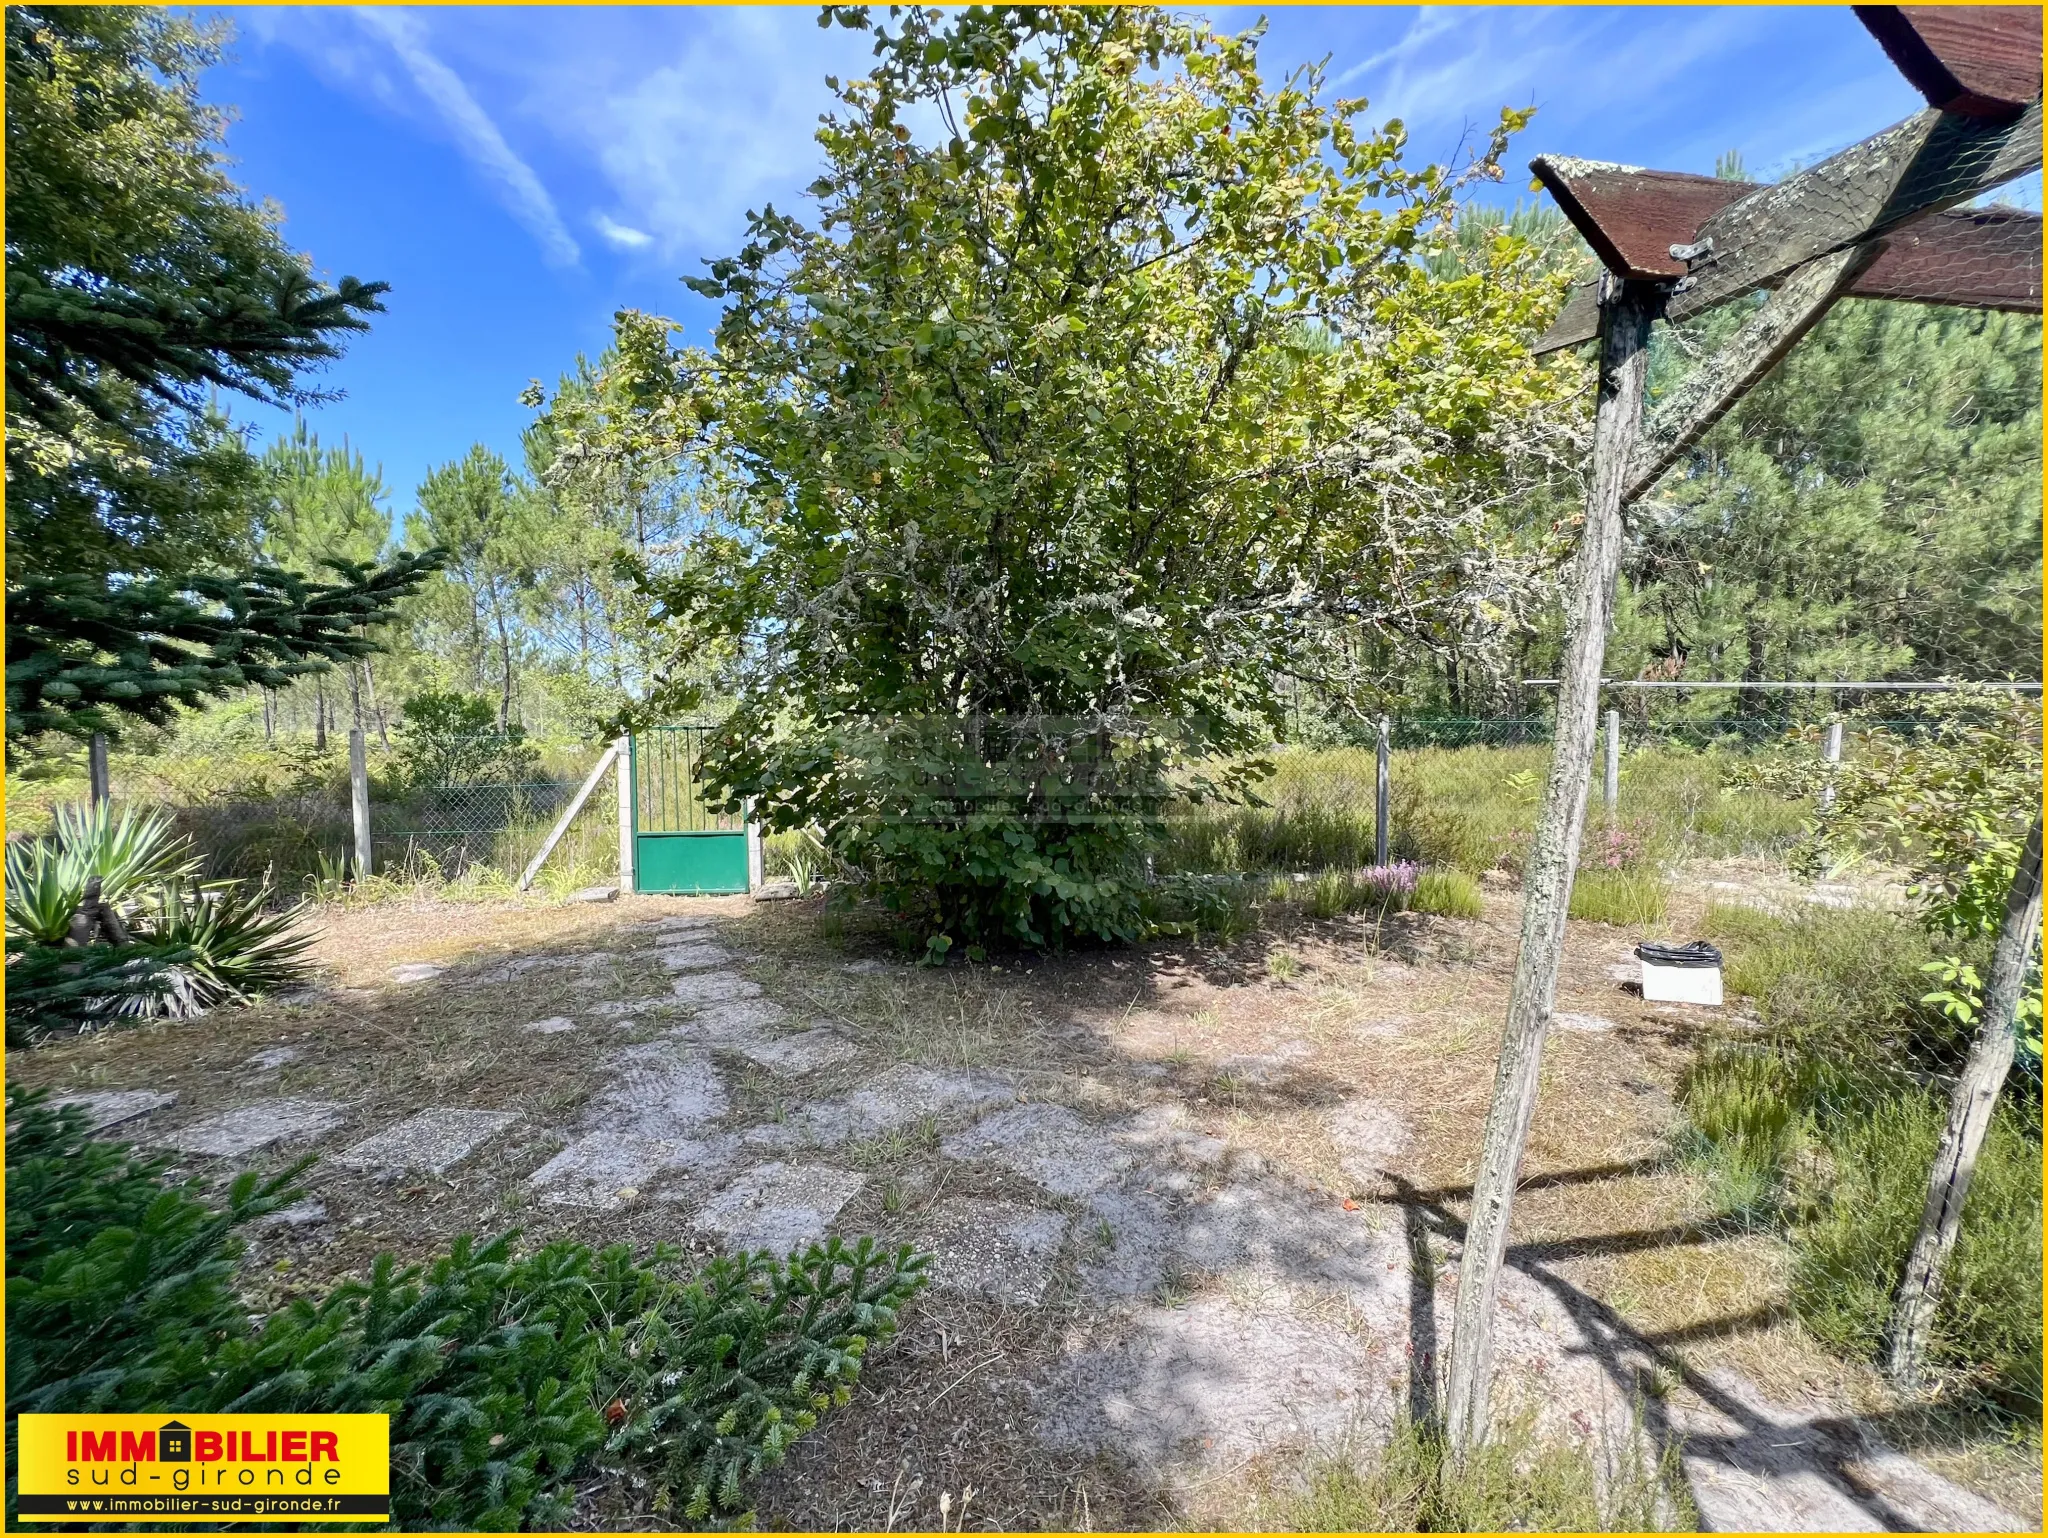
[4,6,439,743]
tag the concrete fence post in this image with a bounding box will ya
[348,728,372,880]
[744,796,765,892]
[1603,708,1621,810]
[614,736,635,894]
[87,733,110,809]
[1820,719,1845,810]
[1374,716,1391,866]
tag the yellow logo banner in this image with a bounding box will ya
[14,1414,390,1523]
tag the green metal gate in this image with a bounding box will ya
[629,727,749,894]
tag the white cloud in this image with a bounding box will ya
[523,8,871,264]
[593,213,655,251]
[351,8,581,268]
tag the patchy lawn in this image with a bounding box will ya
[12,872,2039,1532]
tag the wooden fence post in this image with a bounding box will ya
[1441,276,1659,1452]
[615,736,635,894]
[1603,707,1620,811]
[1375,716,1391,866]
[349,728,373,880]
[1887,816,2043,1386]
[87,733,109,809]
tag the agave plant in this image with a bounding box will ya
[5,838,83,944]
[129,881,315,1017]
[51,802,201,903]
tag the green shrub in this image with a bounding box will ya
[1413,868,1484,919]
[5,1086,928,1530]
[1681,901,2043,1407]
[1792,1094,2041,1408]
[1701,902,1970,1078]
[1569,868,1668,926]
[391,690,541,792]
[1290,1409,1680,1532]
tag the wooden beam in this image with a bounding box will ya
[1537,203,2041,352]
[1625,244,1878,504]
[1856,202,2042,310]
[518,742,621,892]
[1667,102,2041,322]
[1443,275,1662,1452]
[1531,159,1744,280]
[1856,5,2042,119]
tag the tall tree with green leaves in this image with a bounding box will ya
[531,4,1575,949]
[4,5,437,745]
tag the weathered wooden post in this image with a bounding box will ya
[348,728,372,880]
[614,735,636,894]
[1374,716,1391,866]
[1442,274,1660,1451]
[1887,815,2043,1386]
[1603,707,1621,811]
[87,733,109,809]
[1820,718,1845,810]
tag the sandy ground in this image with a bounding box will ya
[12,870,2039,1532]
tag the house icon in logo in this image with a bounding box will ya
[158,1422,192,1463]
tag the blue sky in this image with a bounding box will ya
[201,4,2012,521]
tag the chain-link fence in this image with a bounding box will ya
[8,735,620,895]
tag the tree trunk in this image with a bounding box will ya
[314,674,328,751]
[263,687,274,744]
[365,659,391,750]
[1887,816,2044,1388]
[493,599,515,731]
[1441,277,1659,1452]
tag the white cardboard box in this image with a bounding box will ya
[1640,957,1723,1006]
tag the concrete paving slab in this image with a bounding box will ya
[919,1198,1068,1305]
[584,1042,728,1139]
[657,942,737,971]
[942,1102,1127,1198]
[153,1099,346,1157]
[670,972,763,1005]
[1554,1012,1617,1033]
[335,1108,520,1174]
[673,998,791,1044]
[692,1161,865,1256]
[1040,1293,1379,1469]
[529,1132,671,1209]
[1325,1097,1411,1185]
[786,1064,1014,1146]
[737,1028,860,1075]
[51,1090,178,1131]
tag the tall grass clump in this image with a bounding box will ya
[1412,868,1484,919]
[1569,868,1669,926]
[1290,1410,1682,1532]
[1792,1093,2041,1408]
